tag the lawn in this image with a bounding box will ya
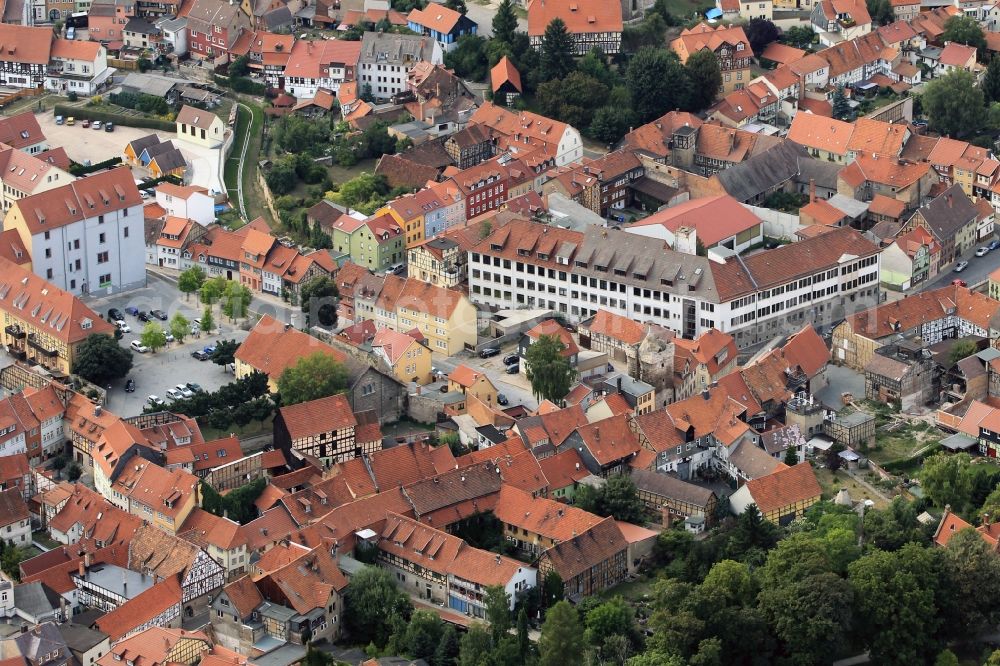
[814,467,889,509]
[31,531,60,550]
[657,0,713,20]
[224,102,268,224]
[868,421,943,465]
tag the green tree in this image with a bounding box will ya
[923,69,985,138]
[584,597,636,652]
[685,50,722,111]
[211,339,240,366]
[516,608,530,661]
[600,474,645,523]
[539,601,583,666]
[265,158,298,195]
[920,452,974,512]
[524,333,577,402]
[948,338,978,365]
[50,455,66,478]
[848,543,942,665]
[783,26,815,47]
[745,18,779,54]
[343,567,413,648]
[277,352,349,405]
[539,18,575,81]
[200,276,227,306]
[758,571,853,665]
[626,47,691,123]
[590,105,636,145]
[300,275,339,328]
[66,462,82,482]
[140,322,167,353]
[458,624,492,666]
[229,54,250,77]
[444,35,489,81]
[537,71,608,130]
[485,585,511,643]
[73,333,133,384]
[200,307,215,333]
[492,0,518,45]
[783,446,799,466]
[985,56,1000,103]
[865,0,893,24]
[832,85,851,120]
[178,266,205,301]
[862,496,929,551]
[404,611,445,662]
[934,650,959,666]
[434,624,460,666]
[577,47,615,88]
[942,14,986,59]
[938,526,1000,640]
[169,313,189,344]
[221,281,252,321]
[542,570,563,609]
[727,504,780,564]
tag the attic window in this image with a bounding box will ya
[490,242,503,251]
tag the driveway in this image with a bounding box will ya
[35,111,226,195]
[432,348,540,412]
[465,0,527,37]
[82,271,249,417]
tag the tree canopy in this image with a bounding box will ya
[73,333,133,385]
[626,47,691,123]
[140,322,167,353]
[277,351,349,405]
[539,19,575,81]
[300,275,339,329]
[524,333,577,402]
[343,566,413,648]
[923,69,985,138]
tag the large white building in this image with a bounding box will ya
[155,183,215,226]
[3,167,145,296]
[44,39,113,96]
[468,220,881,349]
[357,32,443,102]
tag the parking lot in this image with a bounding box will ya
[35,112,226,194]
[82,272,249,417]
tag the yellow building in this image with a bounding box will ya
[729,463,821,524]
[175,105,225,148]
[372,328,432,385]
[0,255,115,376]
[373,275,477,356]
[377,195,426,249]
[448,364,498,406]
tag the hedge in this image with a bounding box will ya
[53,105,175,132]
[70,156,122,176]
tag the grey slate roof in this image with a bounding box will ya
[631,468,715,507]
[716,142,809,203]
[910,184,978,241]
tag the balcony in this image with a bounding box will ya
[27,334,57,357]
[4,325,25,339]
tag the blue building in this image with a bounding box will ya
[407,2,478,52]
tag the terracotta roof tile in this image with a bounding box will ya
[235,314,347,379]
[494,485,602,541]
[743,462,821,514]
[95,576,182,641]
[277,393,357,441]
[539,516,626,582]
[527,0,622,36]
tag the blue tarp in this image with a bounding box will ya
[705,8,723,18]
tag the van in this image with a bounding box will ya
[388,262,405,275]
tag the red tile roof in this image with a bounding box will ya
[490,55,521,94]
[277,393,357,440]
[235,314,347,379]
[527,0,622,36]
[743,462,821,514]
[95,576,182,641]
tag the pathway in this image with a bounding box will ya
[31,540,50,553]
[231,103,253,220]
[842,467,891,504]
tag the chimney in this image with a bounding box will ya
[661,507,674,528]
[809,178,816,204]
[84,552,91,568]
[94,405,102,417]
[495,554,501,565]
[616,376,622,393]
[77,560,84,577]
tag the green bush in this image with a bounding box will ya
[109,91,170,115]
[70,156,123,176]
[53,105,175,131]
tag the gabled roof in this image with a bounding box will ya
[526,0,622,36]
[788,113,853,156]
[490,55,522,94]
[743,462,822,513]
[278,393,357,440]
[845,284,995,340]
[581,309,646,346]
[493,485,602,541]
[539,516,626,581]
[235,314,347,378]
[95,576,182,641]
[13,166,142,235]
[629,194,761,247]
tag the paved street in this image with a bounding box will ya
[921,244,1000,292]
[81,271,250,417]
[432,347,540,412]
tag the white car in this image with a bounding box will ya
[976,247,990,257]
[175,384,194,399]
[165,388,184,400]
[147,395,164,407]
[130,340,149,353]
[164,332,175,342]
[116,320,131,333]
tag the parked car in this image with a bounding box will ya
[81,119,90,128]
[137,311,150,322]
[953,279,968,287]
[503,353,519,365]
[480,347,500,358]
[104,122,114,132]
[55,115,64,125]
[150,309,168,321]
[164,332,174,342]
[506,363,519,374]
[191,350,208,361]
[991,240,1000,252]
[92,121,101,130]
[192,318,202,328]
[175,384,194,399]
[165,388,183,400]
[954,261,970,273]
[116,320,131,334]
[147,395,164,407]
[976,247,990,257]
[65,117,74,126]
[108,308,123,321]
[125,306,139,316]
[124,378,135,393]
[186,382,203,393]
[497,393,509,406]
[203,345,216,355]
[130,340,149,353]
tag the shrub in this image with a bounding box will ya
[53,105,175,131]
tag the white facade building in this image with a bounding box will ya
[44,39,113,96]
[155,183,215,226]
